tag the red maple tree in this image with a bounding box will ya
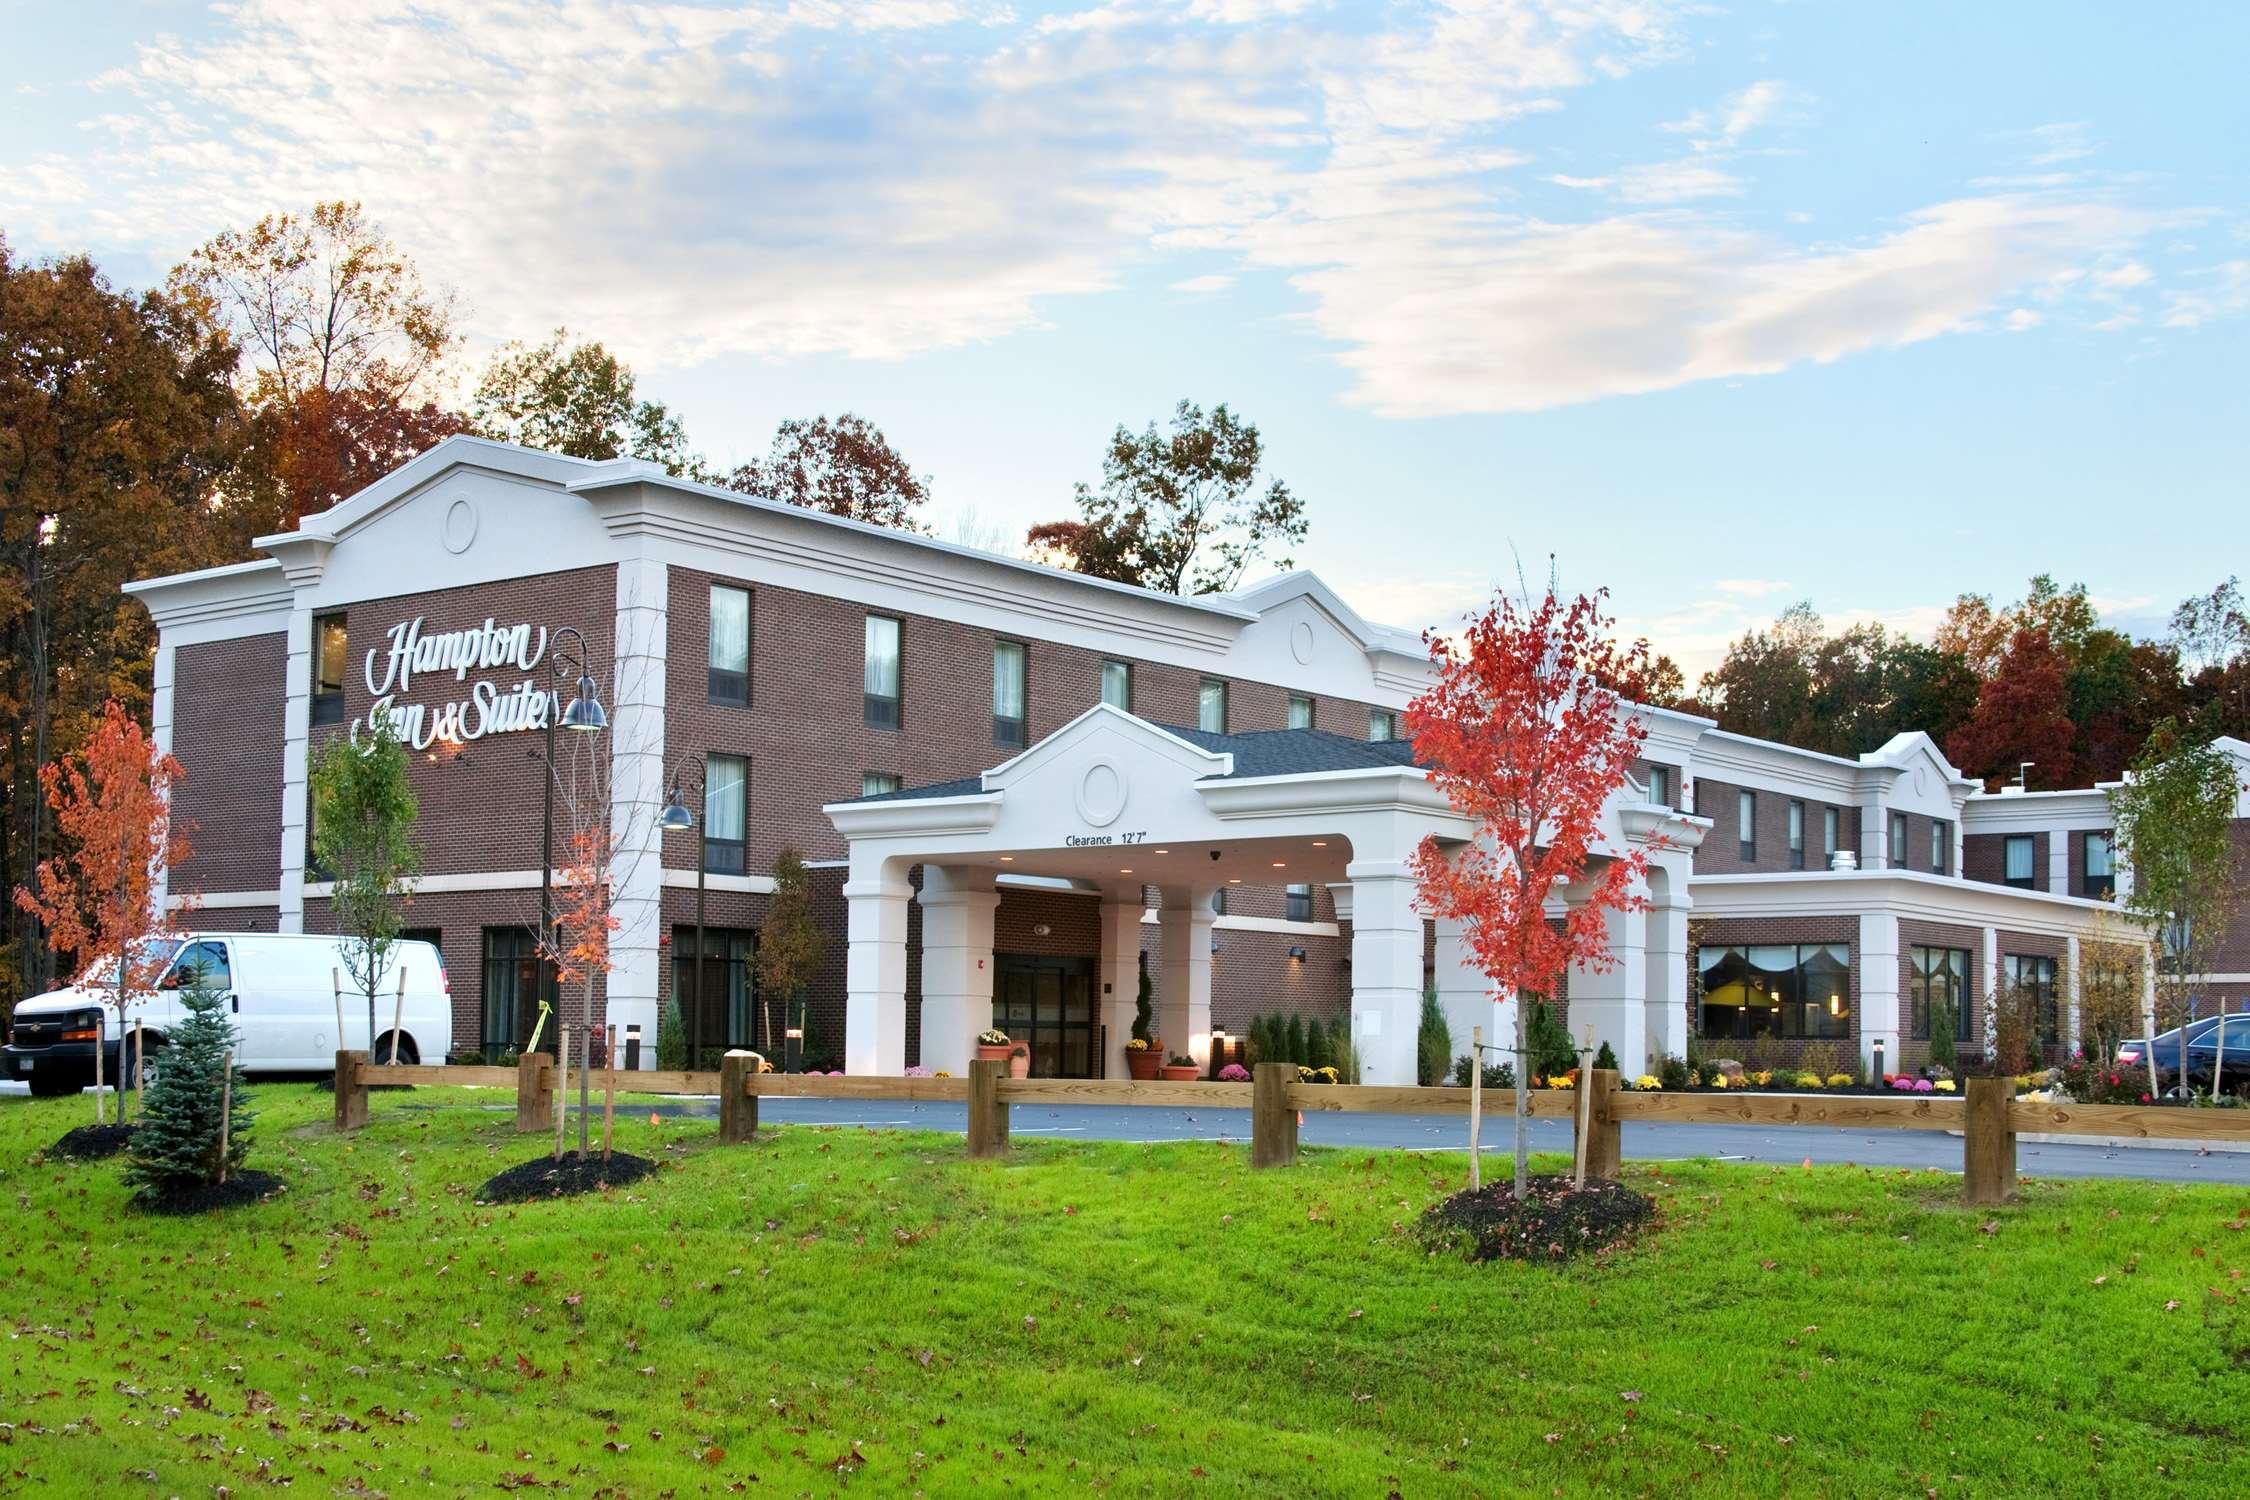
[541,825,620,1157]
[13,701,189,1125]
[1945,625,2077,789]
[1405,588,1656,1196]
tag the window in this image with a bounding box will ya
[861,772,901,797]
[2003,834,2036,888]
[311,613,348,726]
[863,615,901,730]
[1909,945,1972,1042]
[1209,887,1227,916]
[1697,943,1851,1040]
[1930,819,1949,875]
[1823,806,1840,862]
[480,927,552,1056]
[1198,679,1228,733]
[1889,811,1908,868]
[1286,882,1313,922]
[1787,800,1806,870]
[1288,695,1314,730]
[1101,659,1133,711]
[1369,707,1400,741]
[169,939,231,991]
[992,640,1027,748]
[2083,831,2115,898]
[703,754,747,875]
[671,927,759,1058]
[1646,765,1670,807]
[1737,789,1757,863]
[2004,954,2060,1050]
[708,584,750,705]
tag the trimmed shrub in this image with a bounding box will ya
[1592,1040,1619,1074]
[1284,1013,1307,1068]
[1417,985,1452,1087]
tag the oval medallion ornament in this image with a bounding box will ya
[1290,619,1316,665]
[441,497,479,554]
[1076,759,1128,828]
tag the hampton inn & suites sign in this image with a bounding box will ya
[358,616,556,749]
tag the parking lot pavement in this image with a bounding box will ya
[641,1096,2250,1185]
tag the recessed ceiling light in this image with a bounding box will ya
[1119,868,1133,875]
[1271,861,1286,867]
[1153,849,1169,855]
[1227,877,1242,884]
[1310,840,1327,847]
[998,855,1015,862]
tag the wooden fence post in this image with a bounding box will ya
[1963,1076,2016,1205]
[515,1052,554,1133]
[719,1051,758,1143]
[333,1050,368,1133]
[967,1058,1009,1158]
[1584,1069,1622,1182]
[1251,1062,1299,1168]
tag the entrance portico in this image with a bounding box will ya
[824,704,1707,1083]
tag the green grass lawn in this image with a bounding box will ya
[5,1084,2249,1497]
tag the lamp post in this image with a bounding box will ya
[659,772,708,1071]
[538,626,606,1059]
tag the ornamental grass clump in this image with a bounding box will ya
[1414,1175,1656,1265]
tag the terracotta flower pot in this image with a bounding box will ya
[975,1044,1012,1064]
[1160,1064,1199,1082]
[1009,1050,1031,1079]
[1126,1049,1162,1081]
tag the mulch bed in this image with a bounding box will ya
[48,1123,138,1161]
[137,1170,287,1216]
[1415,1174,1656,1265]
[477,1151,661,1204]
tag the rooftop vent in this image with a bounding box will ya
[1829,850,1859,872]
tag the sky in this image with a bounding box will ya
[4,1,2245,676]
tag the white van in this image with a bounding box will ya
[2,933,452,1097]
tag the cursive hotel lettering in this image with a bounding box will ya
[354,615,557,751]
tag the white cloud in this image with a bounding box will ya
[2004,307,2043,331]
[0,0,2214,419]
[1168,273,1235,293]
[2162,260,2250,328]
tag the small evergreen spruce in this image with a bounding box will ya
[1593,1040,1619,1073]
[1417,984,1452,1086]
[655,996,689,1072]
[1527,999,1577,1078]
[124,971,251,1203]
[1284,1013,1307,1067]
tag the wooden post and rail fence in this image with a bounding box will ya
[332,1051,2250,1207]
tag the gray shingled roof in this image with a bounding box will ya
[849,726,1420,803]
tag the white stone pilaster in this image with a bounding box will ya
[918,865,999,1075]
[1858,910,1901,1078]
[844,869,912,1075]
[1433,915,1490,1077]
[151,639,176,915]
[1980,924,2001,1058]
[607,556,668,1062]
[2048,832,2071,896]
[2064,933,2083,1052]
[1098,894,1146,1077]
[1347,861,1422,1086]
[1645,896,1691,1067]
[1157,888,1215,1067]
[277,607,312,933]
[1860,803,1889,870]
[1567,892,1649,1076]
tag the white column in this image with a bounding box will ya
[1347,861,1422,1085]
[1432,915,1490,1077]
[277,605,312,933]
[151,638,176,915]
[607,556,668,1062]
[918,865,999,1075]
[1645,896,1691,1067]
[1979,925,2001,1059]
[2047,832,2071,896]
[1860,803,1889,870]
[1566,892,1649,1076]
[2063,933,2083,1052]
[1156,887,1215,1068]
[1098,893,1146,1078]
[1858,911,1901,1079]
[843,867,912,1075]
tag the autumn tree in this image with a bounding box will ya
[306,715,422,1056]
[1937,575,2097,679]
[1697,606,1976,757]
[726,414,929,531]
[470,329,700,474]
[2173,577,2250,738]
[1,239,236,1004]
[2110,722,2245,1093]
[1028,400,1305,595]
[1405,587,1655,1196]
[1945,627,2077,789]
[170,201,465,536]
[12,702,186,1125]
[544,826,619,1156]
[755,849,827,1069]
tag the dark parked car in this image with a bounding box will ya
[2115,1014,2250,1091]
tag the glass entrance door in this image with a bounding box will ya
[993,956,1097,1078]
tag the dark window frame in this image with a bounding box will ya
[1695,941,1852,1042]
[1101,659,1133,712]
[1288,695,1315,731]
[311,612,348,727]
[2003,834,2036,889]
[1197,678,1228,734]
[1285,882,1313,922]
[861,771,901,798]
[1822,805,1840,862]
[2082,830,2115,898]
[1737,788,1757,864]
[1908,945,1974,1042]
[1787,799,1806,870]
[703,752,748,876]
[992,639,1028,749]
[2005,953,2060,1048]
[1930,819,1950,875]
[1889,811,1908,868]
[1646,765,1670,807]
[1369,707,1399,741]
[707,582,751,707]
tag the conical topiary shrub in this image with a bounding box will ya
[124,970,252,1205]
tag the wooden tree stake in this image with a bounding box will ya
[332,967,346,1055]
[216,1048,234,1186]
[1572,1026,1594,1188]
[1467,1024,1483,1190]
[555,1026,570,1162]
[602,1025,618,1161]
[1250,1062,1298,1168]
[389,965,408,1064]
[967,1058,1008,1158]
[719,1051,758,1144]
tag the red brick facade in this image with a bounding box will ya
[170,632,287,896]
